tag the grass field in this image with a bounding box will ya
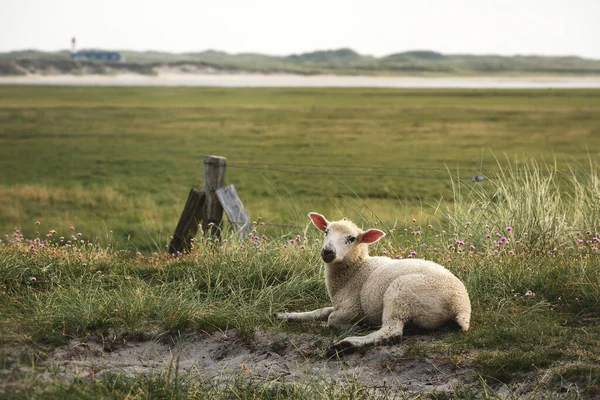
[1,86,600,397]
[1,86,600,251]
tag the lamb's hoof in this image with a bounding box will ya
[272,312,287,320]
[326,341,356,358]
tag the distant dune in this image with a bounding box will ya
[1,48,600,77]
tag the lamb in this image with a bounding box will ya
[275,212,471,351]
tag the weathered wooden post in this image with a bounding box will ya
[170,155,252,252]
[168,188,205,254]
[216,184,254,240]
[202,155,227,237]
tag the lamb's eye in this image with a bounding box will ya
[346,236,356,244]
[325,230,329,236]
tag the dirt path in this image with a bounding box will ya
[45,329,474,396]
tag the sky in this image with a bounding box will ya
[1,0,599,59]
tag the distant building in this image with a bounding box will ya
[70,51,122,62]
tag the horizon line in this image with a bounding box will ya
[1,47,598,61]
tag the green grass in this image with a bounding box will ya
[1,219,599,397]
[2,365,377,400]
[1,87,600,251]
[1,87,600,397]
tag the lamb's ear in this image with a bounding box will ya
[360,229,385,244]
[308,212,329,232]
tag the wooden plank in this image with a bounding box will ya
[202,155,227,238]
[216,184,253,240]
[168,188,206,254]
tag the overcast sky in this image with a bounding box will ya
[1,0,599,58]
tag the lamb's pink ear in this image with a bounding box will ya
[360,229,385,244]
[308,212,329,232]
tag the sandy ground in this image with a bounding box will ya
[2,325,595,398]
[36,329,476,397]
[3,327,580,398]
[1,73,600,88]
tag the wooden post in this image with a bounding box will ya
[202,155,227,237]
[168,188,205,253]
[216,185,254,240]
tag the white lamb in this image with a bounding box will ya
[275,212,471,351]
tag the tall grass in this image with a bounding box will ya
[447,157,600,254]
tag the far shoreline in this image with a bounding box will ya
[1,73,600,88]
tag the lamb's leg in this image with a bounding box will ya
[274,307,333,322]
[332,319,405,350]
[456,311,470,332]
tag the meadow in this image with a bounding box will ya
[1,86,600,251]
[1,86,600,398]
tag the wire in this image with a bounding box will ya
[229,161,480,172]
[228,161,598,179]
[226,220,303,230]
[227,165,474,180]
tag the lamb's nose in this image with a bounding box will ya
[321,248,336,263]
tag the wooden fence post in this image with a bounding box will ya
[202,155,227,237]
[216,184,254,240]
[168,188,205,254]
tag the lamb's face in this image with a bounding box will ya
[321,221,361,263]
[308,212,385,264]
